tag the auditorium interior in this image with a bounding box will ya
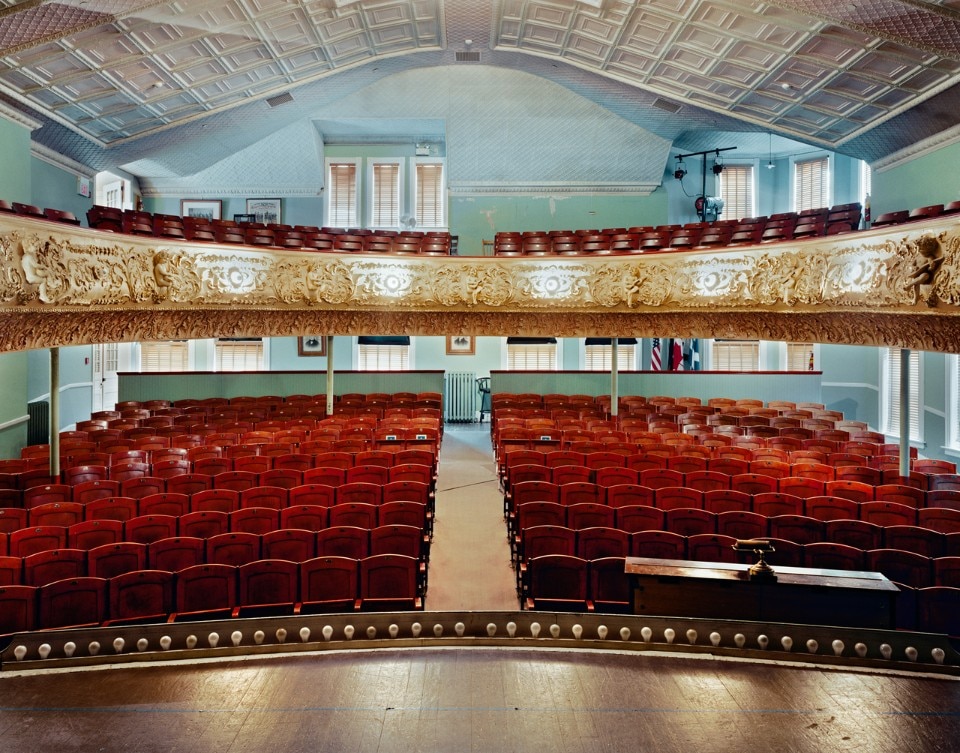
[1,1,960,750]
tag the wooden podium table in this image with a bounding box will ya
[624,557,899,629]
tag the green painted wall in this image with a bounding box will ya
[31,157,92,222]
[871,139,960,215]
[0,117,32,203]
[451,190,668,256]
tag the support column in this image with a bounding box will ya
[610,338,619,419]
[899,348,911,479]
[326,336,335,417]
[49,347,60,480]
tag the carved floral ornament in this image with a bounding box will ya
[0,215,958,352]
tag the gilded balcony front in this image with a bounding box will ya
[1,214,958,352]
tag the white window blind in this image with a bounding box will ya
[140,341,188,372]
[718,165,753,220]
[950,355,960,450]
[416,163,445,227]
[882,347,921,441]
[507,339,557,370]
[215,339,264,371]
[795,157,830,212]
[327,162,357,227]
[584,341,636,371]
[371,162,400,227]
[712,339,759,371]
[358,344,409,370]
[786,342,815,371]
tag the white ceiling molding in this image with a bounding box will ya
[871,123,960,173]
[30,142,96,179]
[0,100,40,131]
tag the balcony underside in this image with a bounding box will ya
[1,215,958,352]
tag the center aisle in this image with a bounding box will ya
[424,423,518,611]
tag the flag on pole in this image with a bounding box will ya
[651,338,662,371]
[671,338,684,371]
[683,339,701,371]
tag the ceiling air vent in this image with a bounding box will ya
[266,92,294,108]
[455,50,481,63]
[652,97,682,114]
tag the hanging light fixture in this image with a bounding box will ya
[766,132,775,170]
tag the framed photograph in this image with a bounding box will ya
[246,198,281,225]
[446,335,475,355]
[180,199,222,220]
[298,336,326,357]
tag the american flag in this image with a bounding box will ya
[651,338,662,371]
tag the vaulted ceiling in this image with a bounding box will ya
[2,0,958,194]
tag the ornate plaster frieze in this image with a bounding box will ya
[0,214,958,352]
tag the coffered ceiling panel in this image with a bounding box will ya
[0,0,955,192]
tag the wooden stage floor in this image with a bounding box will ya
[1,648,958,752]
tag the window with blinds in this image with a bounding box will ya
[507,338,557,370]
[415,162,445,228]
[712,339,759,371]
[358,343,409,370]
[327,161,358,227]
[140,341,188,372]
[718,165,753,221]
[370,161,400,227]
[215,338,264,371]
[881,347,922,441]
[584,339,637,371]
[794,156,830,212]
[950,355,960,450]
[786,342,816,371]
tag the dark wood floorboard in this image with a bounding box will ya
[2,649,957,752]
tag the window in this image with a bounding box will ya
[507,338,557,370]
[584,338,637,371]
[881,347,922,441]
[415,161,445,228]
[786,342,816,371]
[358,336,409,370]
[718,165,753,221]
[326,160,358,227]
[861,160,873,224]
[370,160,401,227]
[711,339,759,371]
[215,338,264,371]
[949,355,960,451]
[794,156,830,212]
[140,341,188,372]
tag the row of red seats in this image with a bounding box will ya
[520,552,960,636]
[514,504,960,563]
[493,205,863,257]
[503,463,958,500]
[500,460,950,508]
[1,522,429,588]
[7,472,434,516]
[0,553,424,636]
[518,523,960,580]
[1,446,437,495]
[872,202,960,229]
[3,481,432,528]
[0,200,81,224]
[85,206,454,255]
[508,481,960,524]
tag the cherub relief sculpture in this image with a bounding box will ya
[907,235,944,306]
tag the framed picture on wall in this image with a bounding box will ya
[180,199,222,220]
[298,336,326,357]
[246,198,281,225]
[446,335,475,355]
